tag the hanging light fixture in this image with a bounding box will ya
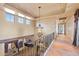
[37,6,43,29]
[36,6,44,56]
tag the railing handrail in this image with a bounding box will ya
[0,34,34,43]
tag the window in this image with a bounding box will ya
[17,13,25,24]
[5,12,14,23]
[25,19,31,24]
[4,8,15,23]
[4,8,32,25]
[18,16,24,24]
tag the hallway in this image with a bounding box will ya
[45,35,79,56]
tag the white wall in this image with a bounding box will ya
[36,17,57,35]
[0,7,34,40]
[66,16,75,43]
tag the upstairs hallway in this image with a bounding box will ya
[45,35,79,56]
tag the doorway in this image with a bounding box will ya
[58,23,65,35]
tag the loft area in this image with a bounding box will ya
[0,3,79,56]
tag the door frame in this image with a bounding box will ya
[58,23,65,35]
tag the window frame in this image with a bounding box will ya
[4,8,32,25]
[5,11,15,23]
[25,18,31,25]
[17,15,25,24]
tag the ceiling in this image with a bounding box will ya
[5,3,79,19]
